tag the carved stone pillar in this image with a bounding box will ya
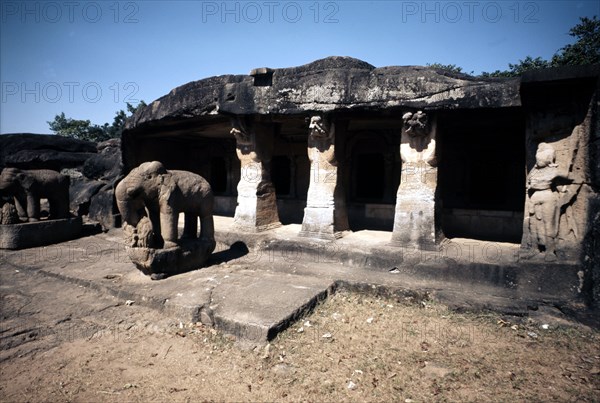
[300,116,349,239]
[391,111,441,250]
[231,116,281,232]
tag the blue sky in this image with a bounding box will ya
[1,0,598,134]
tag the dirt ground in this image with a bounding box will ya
[1,267,599,402]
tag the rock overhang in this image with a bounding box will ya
[124,56,521,135]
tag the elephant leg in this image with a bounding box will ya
[146,205,162,245]
[199,194,215,243]
[160,210,178,248]
[199,215,214,243]
[26,193,40,222]
[48,197,58,219]
[14,195,27,219]
[200,214,215,254]
[182,214,198,239]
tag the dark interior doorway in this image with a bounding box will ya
[271,155,292,196]
[210,157,228,194]
[355,153,385,201]
[438,108,526,243]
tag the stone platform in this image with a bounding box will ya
[0,216,594,345]
[0,216,82,250]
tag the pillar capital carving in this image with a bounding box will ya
[308,115,334,142]
[307,115,336,165]
[400,111,436,166]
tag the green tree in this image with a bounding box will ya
[551,16,600,66]
[426,63,464,74]
[481,56,551,78]
[480,16,598,77]
[47,112,108,142]
[48,101,146,142]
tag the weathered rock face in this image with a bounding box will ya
[220,59,520,115]
[0,133,96,170]
[0,134,123,230]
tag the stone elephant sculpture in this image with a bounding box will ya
[115,161,215,249]
[0,168,70,222]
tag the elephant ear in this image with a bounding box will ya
[18,172,35,190]
[158,175,177,205]
[1,168,18,180]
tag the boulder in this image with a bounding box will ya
[83,138,123,182]
[88,183,120,230]
[69,176,105,216]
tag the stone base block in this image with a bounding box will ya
[127,238,215,279]
[299,206,345,240]
[234,193,281,232]
[391,196,439,251]
[0,217,83,250]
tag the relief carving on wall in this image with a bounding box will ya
[524,142,580,261]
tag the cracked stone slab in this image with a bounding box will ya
[209,270,335,343]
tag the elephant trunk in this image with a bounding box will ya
[115,179,144,227]
[0,170,16,192]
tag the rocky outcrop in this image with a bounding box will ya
[0,133,96,170]
[0,134,123,230]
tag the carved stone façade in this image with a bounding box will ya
[120,57,599,302]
